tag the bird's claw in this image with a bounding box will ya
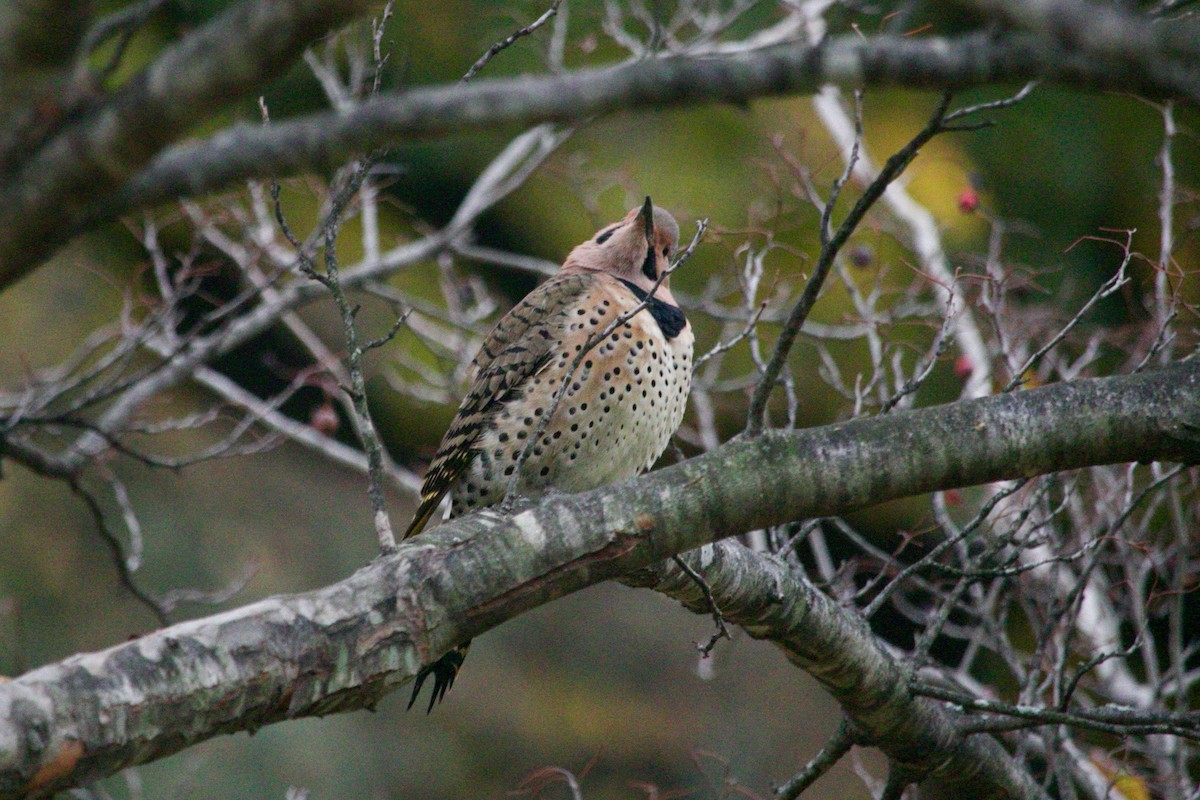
[406,649,466,714]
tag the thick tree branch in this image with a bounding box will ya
[961,0,1200,63]
[110,31,1188,210]
[0,362,1196,797]
[3,23,1196,290]
[629,543,1047,800]
[0,0,90,174]
[0,0,379,290]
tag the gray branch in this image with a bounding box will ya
[3,17,1198,290]
[626,543,1048,800]
[1,362,1196,798]
[961,0,1200,64]
[0,0,379,290]
[0,0,90,174]
[109,30,1190,211]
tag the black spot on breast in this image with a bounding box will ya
[618,279,687,340]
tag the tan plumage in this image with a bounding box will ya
[405,197,693,710]
[402,272,593,538]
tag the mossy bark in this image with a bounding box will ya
[1,362,1196,797]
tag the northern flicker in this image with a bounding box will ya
[404,197,694,710]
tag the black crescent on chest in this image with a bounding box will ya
[617,279,687,340]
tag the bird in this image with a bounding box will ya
[403,196,694,711]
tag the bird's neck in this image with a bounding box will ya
[561,263,681,309]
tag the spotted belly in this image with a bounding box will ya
[450,294,693,515]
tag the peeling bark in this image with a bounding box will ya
[0,363,1196,797]
[628,543,1047,800]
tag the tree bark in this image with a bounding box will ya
[2,15,1197,290]
[629,543,1049,800]
[0,0,380,290]
[1,362,1197,797]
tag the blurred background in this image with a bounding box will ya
[1,1,1198,798]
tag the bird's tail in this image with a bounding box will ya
[403,489,465,711]
[407,642,471,713]
[403,491,443,540]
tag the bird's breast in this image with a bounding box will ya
[616,278,688,339]
[450,278,692,515]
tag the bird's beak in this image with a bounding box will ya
[639,196,655,246]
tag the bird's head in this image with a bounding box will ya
[563,197,681,304]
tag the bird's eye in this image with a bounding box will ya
[595,229,614,245]
[662,246,669,257]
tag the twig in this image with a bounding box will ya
[371,2,395,96]
[693,300,768,369]
[878,308,955,414]
[183,361,421,493]
[270,144,403,554]
[108,474,144,571]
[461,1,564,82]
[451,242,559,277]
[68,478,170,627]
[158,562,258,614]
[745,92,954,435]
[914,682,1200,740]
[301,159,401,552]
[861,478,1028,619]
[264,6,407,552]
[1002,233,1133,392]
[775,718,858,800]
[1150,99,1179,369]
[942,82,1037,123]
[671,554,731,656]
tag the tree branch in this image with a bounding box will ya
[0,0,90,174]
[745,92,954,434]
[1,362,1196,797]
[113,29,1188,207]
[960,0,1200,64]
[629,543,1047,800]
[0,23,1190,290]
[0,0,380,290]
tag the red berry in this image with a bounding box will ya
[310,403,339,436]
[957,188,980,214]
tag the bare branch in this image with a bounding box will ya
[70,26,1194,288]
[669,553,731,656]
[277,156,401,552]
[461,1,564,82]
[775,719,858,799]
[746,93,954,434]
[3,362,1195,797]
[0,0,380,289]
[66,479,171,628]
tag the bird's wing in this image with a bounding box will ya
[403,272,593,539]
